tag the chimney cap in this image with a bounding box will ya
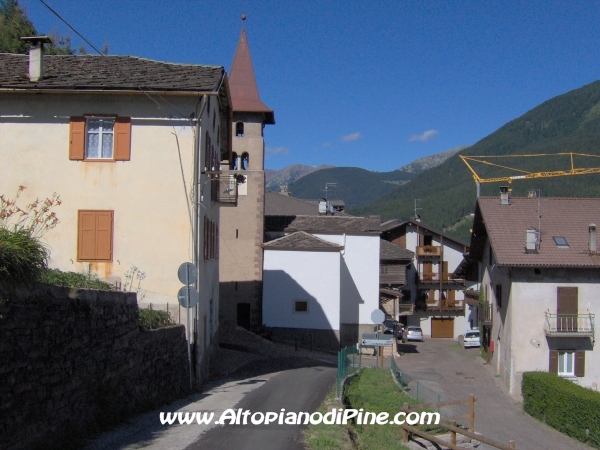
[20,36,52,45]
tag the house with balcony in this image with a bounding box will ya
[381,218,476,338]
[379,239,414,319]
[0,38,236,383]
[468,193,600,395]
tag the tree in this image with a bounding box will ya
[0,0,36,53]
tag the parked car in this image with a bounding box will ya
[402,326,423,342]
[463,329,481,348]
[383,319,397,335]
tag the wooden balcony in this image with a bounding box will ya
[478,302,492,326]
[544,313,595,338]
[464,290,480,307]
[418,272,465,288]
[398,303,414,316]
[425,299,465,312]
[416,245,442,257]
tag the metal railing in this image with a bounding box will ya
[478,302,492,326]
[217,173,240,205]
[544,313,595,338]
[336,345,361,398]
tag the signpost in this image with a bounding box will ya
[177,262,198,390]
[370,309,386,368]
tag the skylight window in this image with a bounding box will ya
[552,236,569,248]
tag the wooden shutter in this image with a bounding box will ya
[442,261,449,281]
[77,210,113,261]
[114,117,131,161]
[69,117,86,160]
[575,350,585,377]
[549,350,558,374]
[557,287,578,331]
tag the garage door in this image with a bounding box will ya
[431,318,454,338]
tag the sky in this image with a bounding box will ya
[22,0,600,172]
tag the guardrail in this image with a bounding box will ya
[544,313,595,339]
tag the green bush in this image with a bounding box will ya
[522,371,600,448]
[38,268,114,290]
[0,227,48,284]
[138,308,175,331]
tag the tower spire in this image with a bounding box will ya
[229,17,275,124]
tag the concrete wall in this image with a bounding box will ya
[0,283,189,450]
[0,91,222,368]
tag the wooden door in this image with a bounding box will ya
[557,287,578,331]
[423,262,433,281]
[431,318,454,338]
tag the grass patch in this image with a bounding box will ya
[38,268,114,290]
[305,368,444,450]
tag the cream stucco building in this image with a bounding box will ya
[0,39,234,383]
[468,194,600,396]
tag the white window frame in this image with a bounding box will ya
[86,117,115,159]
[558,350,575,377]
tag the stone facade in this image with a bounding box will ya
[0,283,189,450]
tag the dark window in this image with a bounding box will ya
[424,235,433,246]
[552,236,569,248]
[295,301,308,312]
[495,284,502,309]
[236,122,244,137]
[241,152,249,170]
[232,152,238,170]
[489,244,493,266]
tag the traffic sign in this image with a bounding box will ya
[371,309,385,325]
[178,262,197,285]
[361,339,393,346]
[177,285,199,308]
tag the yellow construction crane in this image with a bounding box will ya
[460,152,600,196]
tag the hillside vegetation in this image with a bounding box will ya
[353,79,600,238]
[285,167,415,209]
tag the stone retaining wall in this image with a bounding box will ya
[0,283,189,450]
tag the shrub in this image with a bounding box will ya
[138,308,175,331]
[0,227,48,283]
[38,268,114,290]
[522,371,600,448]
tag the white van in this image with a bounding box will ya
[463,329,481,348]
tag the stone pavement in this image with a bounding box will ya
[392,338,593,450]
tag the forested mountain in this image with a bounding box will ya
[352,79,600,241]
[284,167,415,209]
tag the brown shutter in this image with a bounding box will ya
[575,350,585,377]
[549,350,558,374]
[114,117,131,161]
[78,211,96,260]
[69,117,86,160]
[442,261,449,281]
[95,211,113,260]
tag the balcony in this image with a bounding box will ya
[418,272,465,287]
[544,313,595,338]
[398,303,414,316]
[464,289,480,307]
[478,302,492,326]
[217,173,240,205]
[425,299,465,312]
[416,245,442,257]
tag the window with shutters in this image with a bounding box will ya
[69,116,131,161]
[77,210,114,261]
[550,349,585,377]
[558,351,575,376]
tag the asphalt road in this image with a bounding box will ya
[187,363,336,450]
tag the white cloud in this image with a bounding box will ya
[409,129,438,142]
[341,132,363,142]
[265,146,290,155]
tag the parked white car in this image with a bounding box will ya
[463,329,481,348]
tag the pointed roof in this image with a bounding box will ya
[229,27,275,124]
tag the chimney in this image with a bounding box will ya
[500,186,510,205]
[318,200,327,215]
[589,223,597,253]
[20,36,52,82]
[526,229,539,251]
[528,189,538,198]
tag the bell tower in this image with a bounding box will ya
[219,16,275,329]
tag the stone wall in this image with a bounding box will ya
[0,283,189,450]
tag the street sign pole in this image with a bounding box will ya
[186,267,192,391]
[178,262,198,392]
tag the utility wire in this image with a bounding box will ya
[38,0,104,55]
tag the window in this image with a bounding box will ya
[495,284,502,309]
[77,210,113,261]
[550,349,585,377]
[69,116,131,161]
[424,235,433,246]
[552,236,569,248]
[241,152,249,170]
[236,122,244,136]
[380,265,389,275]
[558,351,575,376]
[489,244,493,266]
[294,300,308,313]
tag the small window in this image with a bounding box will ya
[380,265,389,275]
[236,122,244,137]
[241,152,249,170]
[69,116,130,161]
[86,118,114,159]
[294,301,308,313]
[495,284,502,309]
[558,351,575,376]
[77,210,113,261]
[424,235,433,246]
[553,236,569,248]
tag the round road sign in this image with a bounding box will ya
[177,286,199,308]
[177,262,197,285]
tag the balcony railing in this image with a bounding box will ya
[418,273,465,286]
[478,302,492,326]
[398,303,414,316]
[544,313,595,338]
[424,299,465,311]
[217,173,239,205]
[416,245,442,257]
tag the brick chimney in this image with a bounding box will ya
[20,36,52,82]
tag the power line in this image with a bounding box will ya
[38,0,104,56]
